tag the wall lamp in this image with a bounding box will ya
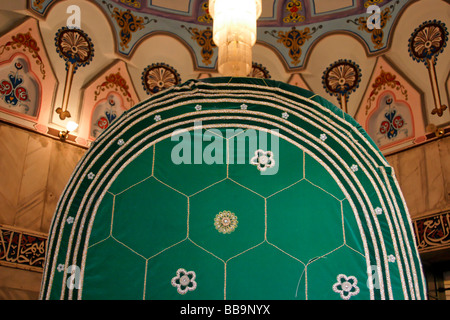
[59,120,78,141]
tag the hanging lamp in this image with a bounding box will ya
[209,0,262,76]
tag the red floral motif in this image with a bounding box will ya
[11,32,40,53]
[15,86,28,101]
[377,96,406,140]
[392,115,404,129]
[371,70,400,93]
[104,72,129,91]
[365,68,408,114]
[379,121,389,134]
[0,61,30,107]
[97,117,109,129]
[0,80,12,95]
[94,71,133,104]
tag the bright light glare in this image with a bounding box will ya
[209,0,262,77]
[66,121,79,132]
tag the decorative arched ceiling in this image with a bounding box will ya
[30,0,411,70]
[0,0,448,155]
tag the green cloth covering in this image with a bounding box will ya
[40,77,426,300]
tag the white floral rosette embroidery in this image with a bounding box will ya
[250,149,275,172]
[374,207,383,215]
[171,268,197,295]
[332,274,360,300]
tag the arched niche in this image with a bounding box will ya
[79,60,139,146]
[366,90,414,150]
[355,56,425,152]
[0,17,57,132]
[89,92,126,140]
[0,53,40,119]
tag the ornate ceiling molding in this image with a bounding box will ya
[27,0,414,71]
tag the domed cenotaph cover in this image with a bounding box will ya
[40,77,426,300]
